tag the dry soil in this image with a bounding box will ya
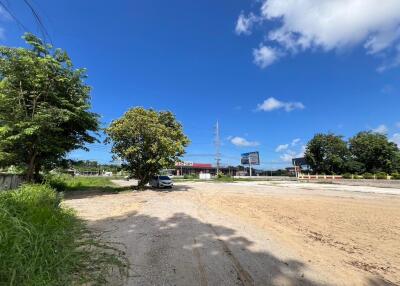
[64,181,400,286]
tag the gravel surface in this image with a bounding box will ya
[64,181,400,286]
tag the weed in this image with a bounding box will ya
[0,184,128,285]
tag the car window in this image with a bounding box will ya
[159,176,170,180]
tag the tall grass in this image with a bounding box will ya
[45,174,123,192]
[0,184,128,285]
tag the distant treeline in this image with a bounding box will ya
[304,131,400,175]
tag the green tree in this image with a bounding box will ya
[349,131,400,173]
[0,33,99,181]
[105,107,190,188]
[304,133,349,174]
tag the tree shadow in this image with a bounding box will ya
[89,211,395,286]
[62,186,133,200]
[63,185,192,200]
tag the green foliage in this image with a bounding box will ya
[349,132,400,174]
[342,173,352,179]
[214,174,235,182]
[0,33,99,181]
[391,173,400,180]
[0,184,128,285]
[304,131,400,175]
[183,174,198,180]
[344,160,365,174]
[304,133,349,174]
[105,107,190,188]
[375,172,388,180]
[45,174,122,192]
[362,172,374,179]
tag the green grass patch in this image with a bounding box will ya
[0,184,128,285]
[46,174,128,193]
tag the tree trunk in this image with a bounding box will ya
[137,179,147,190]
[34,164,41,183]
[137,174,150,190]
[26,151,37,183]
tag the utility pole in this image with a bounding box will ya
[214,120,221,176]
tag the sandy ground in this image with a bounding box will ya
[64,181,400,286]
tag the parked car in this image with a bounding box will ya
[150,175,173,188]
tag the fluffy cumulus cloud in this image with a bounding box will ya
[275,139,305,162]
[257,97,304,112]
[372,124,388,134]
[253,45,280,68]
[275,144,289,152]
[291,138,300,146]
[230,136,260,147]
[280,152,295,162]
[235,13,259,35]
[391,133,400,147]
[237,0,400,69]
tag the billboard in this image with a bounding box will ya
[292,157,307,166]
[241,152,260,165]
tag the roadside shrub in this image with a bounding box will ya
[391,173,400,180]
[44,173,70,192]
[342,173,352,179]
[0,184,128,285]
[376,172,388,180]
[44,174,120,192]
[362,172,374,179]
[215,174,234,182]
[183,174,198,180]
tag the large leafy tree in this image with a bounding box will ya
[349,131,400,173]
[105,107,190,188]
[304,133,349,174]
[0,34,99,181]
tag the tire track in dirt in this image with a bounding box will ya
[193,192,255,286]
[192,238,208,286]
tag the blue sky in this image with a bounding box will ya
[1,0,400,169]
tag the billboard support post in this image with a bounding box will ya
[241,152,259,176]
[249,158,252,177]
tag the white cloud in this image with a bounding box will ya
[391,133,400,147]
[236,13,259,35]
[279,144,305,162]
[257,97,305,112]
[372,124,388,134]
[239,0,400,69]
[275,144,289,152]
[280,153,294,162]
[253,45,280,68]
[291,138,300,146]
[297,145,306,157]
[230,136,260,147]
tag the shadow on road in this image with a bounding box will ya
[90,210,394,286]
[64,184,192,200]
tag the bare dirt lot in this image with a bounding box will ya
[64,181,400,286]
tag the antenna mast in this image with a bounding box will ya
[214,120,221,175]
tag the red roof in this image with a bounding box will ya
[192,163,212,168]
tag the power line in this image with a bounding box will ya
[0,0,51,43]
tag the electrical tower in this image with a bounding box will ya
[214,120,221,175]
